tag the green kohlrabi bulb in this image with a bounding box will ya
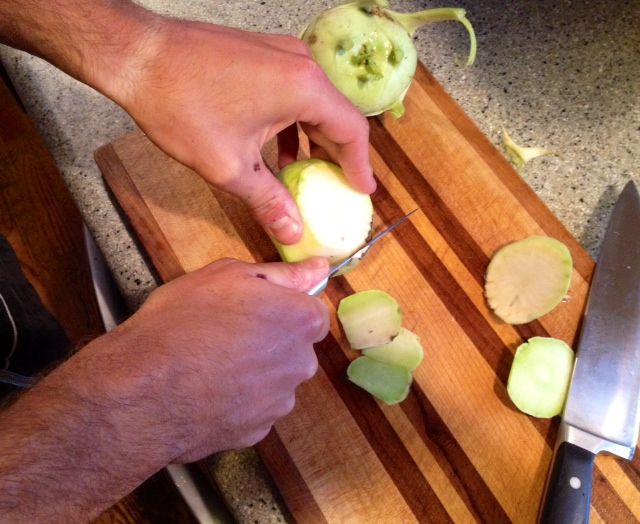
[301,0,477,118]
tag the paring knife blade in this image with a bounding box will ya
[539,181,640,523]
[306,209,417,296]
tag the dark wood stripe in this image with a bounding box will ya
[257,430,327,524]
[315,321,453,523]
[402,385,511,524]
[96,144,185,282]
[369,117,550,344]
[412,63,594,282]
[590,465,638,523]
[621,451,640,491]
[211,186,449,522]
[369,189,637,520]
[328,277,509,523]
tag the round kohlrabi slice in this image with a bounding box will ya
[301,1,477,117]
[337,289,402,349]
[274,159,373,268]
[363,327,423,371]
[484,236,573,325]
[347,356,412,405]
[507,337,575,418]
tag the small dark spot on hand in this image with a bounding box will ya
[368,329,373,334]
[256,273,268,280]
[253,162,261,172]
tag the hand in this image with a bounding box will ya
[110,19,375,244]
[0,257,329,519]
[95,257,330,462]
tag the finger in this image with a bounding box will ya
[297,73,376,194]
[224,157,303,244]
[246,257,329,292]
[302,119,376,194]
[277,123,300,169]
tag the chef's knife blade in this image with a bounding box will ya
[306,209,417,296]
[539,181,640,523]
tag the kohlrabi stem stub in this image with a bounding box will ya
[301,1,477,117]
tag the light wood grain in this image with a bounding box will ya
[96,62,640,523]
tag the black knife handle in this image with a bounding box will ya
[539,442,595,524]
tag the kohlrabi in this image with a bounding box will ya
[301,0,477,117]
[273,159,373,269]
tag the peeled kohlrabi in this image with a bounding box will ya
[273,159,373,268]
[301,0,477,117]
[337,289,402,349]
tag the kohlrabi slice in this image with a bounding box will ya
[347,356,412,405]
[507,337,575,418]
[274,159,373,268]
[301,1,476,117]
[363,327,423,371]
[337,290,402,349]
[485,236,573,325]
[502,128,559,169]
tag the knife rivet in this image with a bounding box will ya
[569,476,581,490]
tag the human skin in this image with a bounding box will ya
[0,0,373,520]
[0,0,375,243]
[0,258,330,521]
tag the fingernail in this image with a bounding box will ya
[269,215,301,240]
[306,257,329,270]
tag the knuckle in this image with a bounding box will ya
[277,395,297,418]
[297,56,326,84]
[251,191,288,224]
[299,300,329,340]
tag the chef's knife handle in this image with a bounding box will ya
[539,442,595,524]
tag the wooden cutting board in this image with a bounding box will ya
[95,63,640,523]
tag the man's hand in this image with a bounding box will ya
[112,21,375,244]
[0,257,330,520]
[0,1,375,244]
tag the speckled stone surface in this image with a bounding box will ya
[1,0,638,521]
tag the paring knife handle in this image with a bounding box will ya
[539,442,595,524]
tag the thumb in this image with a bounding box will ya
[247,257,330,293]
[225,158,303,244]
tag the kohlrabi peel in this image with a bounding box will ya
[274,159,373,268]
[301,0,477,117]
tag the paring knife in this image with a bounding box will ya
[539,181,640,523]
[306,209,417,296]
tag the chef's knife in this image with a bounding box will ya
[306,209,417,296]
[539,181,640,523]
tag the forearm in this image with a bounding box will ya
[0,0,163,103]
[0,332,173,522]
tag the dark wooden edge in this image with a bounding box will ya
[95,143,185,283]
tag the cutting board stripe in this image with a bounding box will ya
[327,278,510,523]
[315,329,453,523]
[208,186,447,520]
[369,118,552,346]
[257,431,327,524]
[412,64,594,282]
[94,145,185,281]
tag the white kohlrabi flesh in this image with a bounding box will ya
[363,327,423,371]
[484,236,573,325]
[507,337,575,418]
[274,159,373,268]
[337,289,402,349]
[301,0,477,117]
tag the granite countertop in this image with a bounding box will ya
[1,0,638,522]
